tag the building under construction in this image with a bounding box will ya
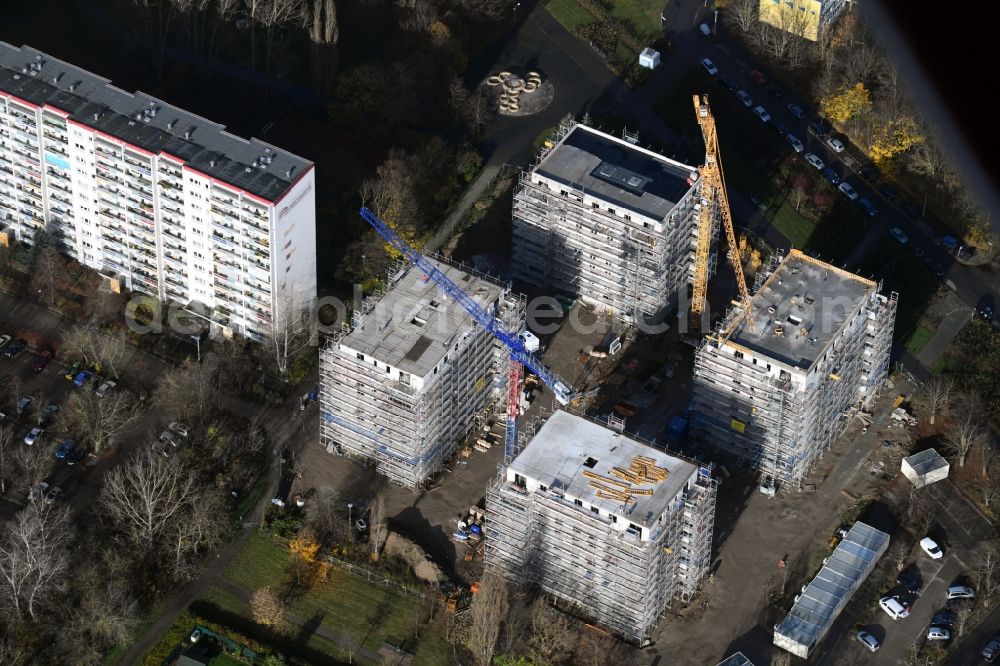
[486,411,717,644]
[511,122,710,323]
[690,249,896,486]
[319,259,524,488]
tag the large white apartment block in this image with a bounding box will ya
[320,259,524,488]
[487,411,717,644]
[512,123,708,323]
[0,44,316,339]
[691,250,896,486]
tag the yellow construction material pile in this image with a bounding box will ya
[582,456,669,504]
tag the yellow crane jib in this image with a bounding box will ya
[691,94,755,334]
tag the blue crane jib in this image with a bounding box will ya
[358,207,573,405]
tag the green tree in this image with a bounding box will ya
[819,83,871,124]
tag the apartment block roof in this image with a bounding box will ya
[510,411,698,528]
[727,250,877,370]
[535,124,696,221]
[0,43,311,202]
[343,260,504,380]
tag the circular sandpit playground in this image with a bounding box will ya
[485,69,554,117]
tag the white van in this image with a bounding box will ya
[879,596,910,620]
[699,23,712,37]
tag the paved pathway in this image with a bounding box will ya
[917,307,972,368]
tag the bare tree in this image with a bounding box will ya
[529,597,574,664]
[977,539,1000,608]
[251,585,290,632]
[169,489,227,581]
[469,571,509,666]
[981,476,1000,509]
[263,287,310,377]
[981,436,998,479]
[945,396,986,467]
[727,0,758,33]
[0,425,12,495]
[915,378,953,426]
[131,0,181,78]
[63,390,140,454]
[369,491,388,561]
[306,0,339,101]
[449,78,496,138]
[305,488,349,547]
[458,0,514,20]
[0,502,72,620]
[154,357,220,427]
[30,245,64,307]
[255,0,304,74]
[498,590,531,655]
[99,450,196,545]
[60,326,130,379]
[13,442,51,491]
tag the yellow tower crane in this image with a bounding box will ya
[690,94,755,333]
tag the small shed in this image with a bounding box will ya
[902,448,949,488]
[716,653,755,666]
[639,48,661,70]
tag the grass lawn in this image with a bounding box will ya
[857,238,940,343]
[198,585,249,617]
[905,325,935,356]
[608,0,663,40]
[209,655,247,666]
[225,532,440,656]
[545,0,596,33]
[769,199,813,248]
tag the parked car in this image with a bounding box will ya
[879,596,910,620]
[786,103,806,119]
[16,397,32,415]
[855,629,880,652]
[877,183,899,200]
[54,439,76,460]
[73,370,93,387]
[159,430,180,446]
[858,198,879,217]
[736,90,753,107]
[808,118,832,136]
[838,182,859,200]
[698,22,712,37]
[897,568,923,594]
[24,427,43,446]
[752,105,771,123]
[825,136,846,153]
[786,134,804,153]
[946,585,975,600]
[901,200,922,219]
[0,335,10,350]
[44,486,62,505]
[931,610,955,627]
[977,296,994,321]
[749,69,766,85]
[804,153,825,170]
[700,58,718,75]
[821,166,841,185]
[890,227,910,244]
[28,482,49,502]
[95,380,117,397]
[927,626,951,641]
[65,446,86,465]
[718,75,738,92]
[1,339,26,359]
[770,120,788,137]
[31,350,52,373]
[860,164,880,182]
[152,441,171,458]
[982,635,1000,662]
[765,84,783,99]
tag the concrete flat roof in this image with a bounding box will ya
[510,411,698,527]
[536,124,696,221]
[0,43,311,202]
[728,250,876,370]
[343,260,504,379]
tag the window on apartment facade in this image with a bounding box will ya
[574,499,583,507]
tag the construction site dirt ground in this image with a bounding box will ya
[644,377,918,666]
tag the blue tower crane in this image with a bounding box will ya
[358,207,575,462]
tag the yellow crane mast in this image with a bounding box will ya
[690,94,755,333]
